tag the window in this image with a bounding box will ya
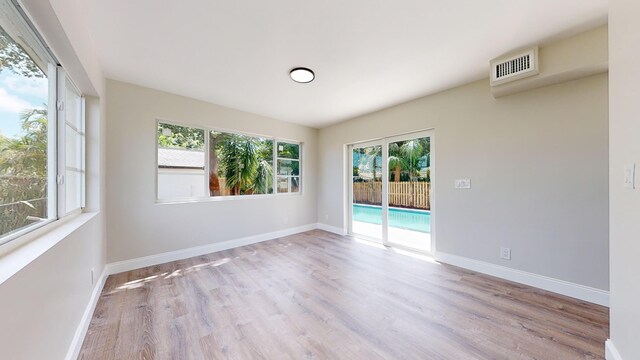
[157,122,206,199]
[62,77,85,214]
[0,0,86,244]
[276,142,300,193]
[210,131,274,196]
[156,121,301,201]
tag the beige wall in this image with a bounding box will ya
[0,217,104,360]
[609,0,640,358]
[318,73,609,290]
[0,1,107,359]
[106,80,318,262]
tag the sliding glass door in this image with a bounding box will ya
[349,131,433,253]
[386,133,432,252]
[350,141,384,241]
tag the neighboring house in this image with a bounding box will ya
[157,147,206,199]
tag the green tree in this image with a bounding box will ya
[0,23,48,236]
[157,123,205,149]
[253,140,273,194]
[388,142,406,182]
[0,108,48,176]
[218,135,273,195]
[388,139,430,182]
[253,157,273,194]
[400,140,423,181]
[0,26,44,78]
[0,109,48,236]
[357,146,381,181]
[209,132,222,196]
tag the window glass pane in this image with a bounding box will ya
[277,176,289,193]
[65,169,81,211]
[0,8,54,239]
[65,81,82,130]
[277,159,299,176]
[157,122,205,199]
[65,125,82,169]
[275,141,301,194]
[277,142,299,159]
[158,123,205,150]
[291,177,300,193]
[276,176,299,193]
[210,131,273,196]
[63,80,83,214]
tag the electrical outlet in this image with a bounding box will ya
[324,214,329,221]
[500,247,511,260]
[284,216,289,225]
[455,179,471,189]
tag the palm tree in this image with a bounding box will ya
[217,135,273,195]
[388,142,406,182]
[400,140,423,181]
[219,134,257,195]
[252,158,273,194]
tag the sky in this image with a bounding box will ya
[0,70,48,139]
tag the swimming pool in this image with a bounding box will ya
[352,204,431,233]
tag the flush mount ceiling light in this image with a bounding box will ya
[290,67,315,83]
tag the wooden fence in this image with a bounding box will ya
[353,181,430,210]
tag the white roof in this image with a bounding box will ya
[158,148,204,168]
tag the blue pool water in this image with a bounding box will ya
[353,204,431,233]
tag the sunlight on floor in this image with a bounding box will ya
[391,247,439,264]
[354,237,387,249]
[352,232,438,264]
[111,257,234,293]
[352,220,431,252]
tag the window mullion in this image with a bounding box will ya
[204,130,210,197]
[80,96,86,209]
[47,63,58,221]
[273,141,278,195]
[56,67,66,218]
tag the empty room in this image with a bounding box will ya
[0,0,638,359]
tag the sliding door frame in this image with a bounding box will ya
[384,130,434,254]
[347,129,435,254]
[348,139,386,242]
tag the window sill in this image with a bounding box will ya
[0,211,98,285]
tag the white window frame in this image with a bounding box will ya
[275,141,301,195]
[0,0,85,246]
[347,129,435,255]
[57,71,86,216]
[155,119,303,203]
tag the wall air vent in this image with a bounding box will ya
[490,47,539,86]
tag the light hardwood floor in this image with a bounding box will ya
[79,230,609,359]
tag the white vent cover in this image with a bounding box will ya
[490,47,539,86]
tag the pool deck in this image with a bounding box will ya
[352,221,431,252]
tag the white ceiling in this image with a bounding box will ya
[85,0,607,128]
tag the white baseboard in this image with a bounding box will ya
[434,251,609,307]
[65,267,108,360]
[66,227,612,360]
[606,339,623,360]
[316,223,347,235]
[105,224,317,275]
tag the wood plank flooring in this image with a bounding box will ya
[79,230,609,359]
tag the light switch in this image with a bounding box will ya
[455,179,471,189]
[624,164,636,189]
